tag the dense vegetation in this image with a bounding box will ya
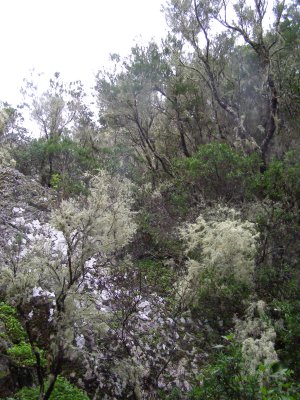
[0,1,299,399]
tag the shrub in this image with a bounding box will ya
[173,142,261,202]
[273,300,300,378]
[0,303,26,342]
[253,203,300,302]
[178,206,259,330]
[179,207,258,297]
[248,151,300,203]
[0,147,16,168]
[13,136,98,196]
[14,376,89,400]
[7,342,46,367]
[188,337,300,400]
[138,258,175,295]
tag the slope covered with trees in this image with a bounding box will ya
[0,1,299,399]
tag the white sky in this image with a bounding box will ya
[0,0,168,107]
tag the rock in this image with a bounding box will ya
[0,167,53,264]
[0,355,14,397]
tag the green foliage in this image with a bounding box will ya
[14,136,97,195]
[50,172,61,190]
[98,143,137,178]
[159,386,182,399]
[249,151,300,203]
[135,207,183,258]
[189,340,256,399]
[2,5,300,396]
[7,342,46,367]
[274,301,300,378]
[138,258,174,295]
[168,189,189,216]
[254,210,300,302]
[255,258,299,302]
[0,303,46,370]
[188,338,300,400]
[173,142,261,203]
[280,1,300,49]
[0,303,26,343]
[192,271,252,332]
[14,376,89,400]
[249,152,300,302]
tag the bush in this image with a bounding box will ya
[14,376,89,400]
[173,142,261,203]
[178,207,258,328]
[188,338,300,400]
[253,205,300,302]
[250,152,300,302]
[0,147,16,168]
[13,136,98,196]
[7,342,46,367]
[0,303,26,342]
[248,151,300,203]
[138,258,175,295]
[274,300,300,379]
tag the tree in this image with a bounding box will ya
[0,102,27,143]
[1,170,136,399]
[165,0,287,165]
[15,136,99,198]
[153,34,217,156]
[95,45,176,182]
[273,0,300,150]
[22,72,86,186]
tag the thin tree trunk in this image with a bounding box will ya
[261,73,278,169]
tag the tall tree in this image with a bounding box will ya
[22,73,86,186]
[165,0,287,165]
[95,46,174,181]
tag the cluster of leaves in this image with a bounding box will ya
[0,303,26,343]
[273,300,300,378]
[137,258,175,296]
[173,142,261,203]
[7,342,45,368]
[188,338,300,400]
[170,145,300,230]
[12,376,89,400]
[0,302,46,392]
[14,136,98,197]
[249,151,300,202]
